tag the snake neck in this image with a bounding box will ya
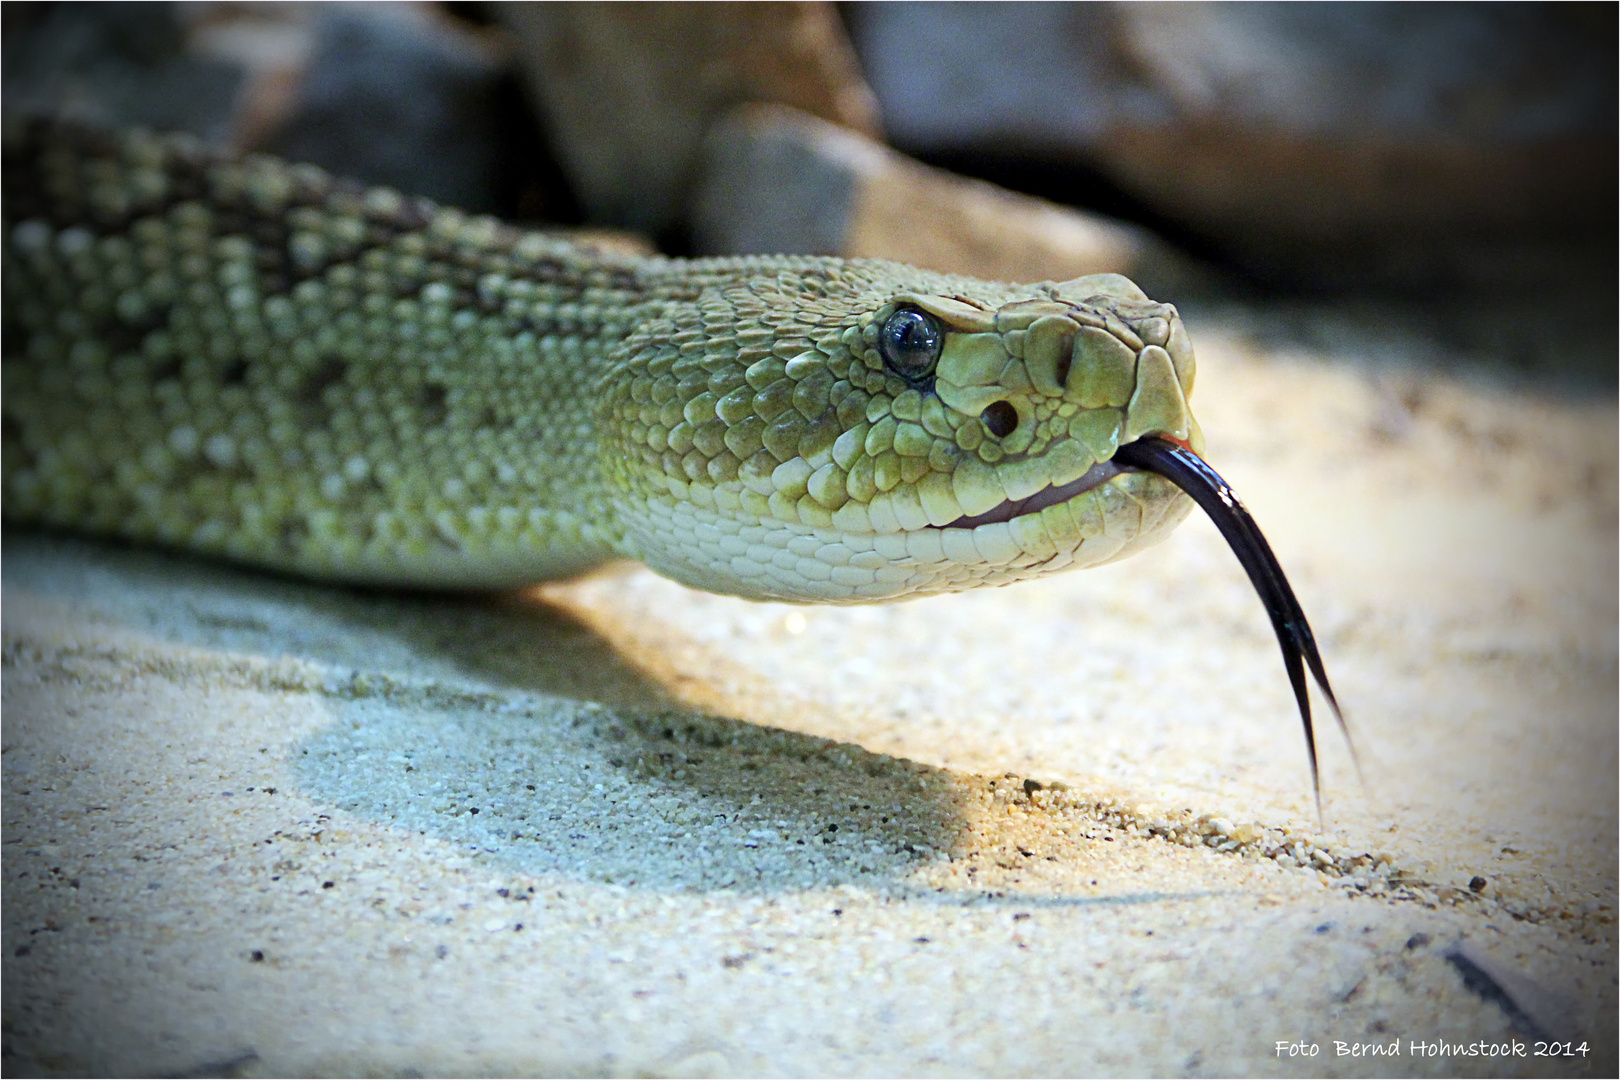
[0,121,911,588]
[1,120,665,585]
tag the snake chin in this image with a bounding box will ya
[944,460,1123,529]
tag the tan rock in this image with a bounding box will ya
[496,1,880,233]
[694,104,1187,288]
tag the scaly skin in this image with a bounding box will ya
[2,120,1201,602]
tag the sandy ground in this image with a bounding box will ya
[3,311,1615,1077]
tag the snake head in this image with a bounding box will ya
[603,262,1202,602]
[917,275,1199,455]
[899,273,1202,525]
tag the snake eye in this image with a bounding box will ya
[878,308,943,382]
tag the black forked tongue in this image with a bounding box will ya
[1113,436,1356,815]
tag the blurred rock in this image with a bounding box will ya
[1,2,246,143]
[693,105,1193,290]
[249,4,517,213]
[3,2,535,215]
[1446,940,1581,1044]
[848,2,1617,292]
[495,1,881,236]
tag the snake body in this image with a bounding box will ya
[2,121,1201,603]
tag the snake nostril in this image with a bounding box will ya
[1053,350,1072,391]
[980,401,1018,439]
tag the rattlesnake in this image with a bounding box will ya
[1,119,1346,792]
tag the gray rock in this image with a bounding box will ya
[258,4,513,213]
[4,3,522,215]
[848,2,1616,290]
[1,2,245,143]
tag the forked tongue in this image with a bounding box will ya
[1113,436,1356,815]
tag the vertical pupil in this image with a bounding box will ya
[899,315,925,350]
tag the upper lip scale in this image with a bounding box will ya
[943,460,1123,529]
